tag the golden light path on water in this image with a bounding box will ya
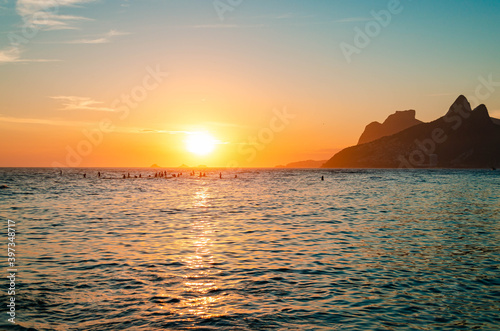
[161,186,227,321]
[183,188,217,317]
[1,168,499,330]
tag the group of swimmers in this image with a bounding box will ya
[187,170,206,177]
[154,171,170,178]
[121,171,227,179]
[122,173,143,179]
[79,171,323,181]
[80,171,229,179]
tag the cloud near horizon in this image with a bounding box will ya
[65,30,130,44]
[0,115,91,127]
[0,46,60,64]
[51,96,115,112]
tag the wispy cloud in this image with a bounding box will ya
[16,0,96,30]
[65,29,130,44]
[51,96,115,112]
[1,1,97,65]
[0,116,190,134]
[0,115,90,127]
[0,47,20,63]
[0,46,59,64]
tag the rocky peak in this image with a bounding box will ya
[357,109,422,145]
[445,95,472,117]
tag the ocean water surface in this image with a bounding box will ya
[0,168,499,330]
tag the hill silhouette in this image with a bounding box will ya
[358,109,422,145]
[322,95,500,168]
[276,160,327,168]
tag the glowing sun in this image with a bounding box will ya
[186,132,217,156]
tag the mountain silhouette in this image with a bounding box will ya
[358,109,422,145]
[322,95,500,168]
[276,159,327,168]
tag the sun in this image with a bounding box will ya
[185,132,217,156]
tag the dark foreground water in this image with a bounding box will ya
[0,168,499,330]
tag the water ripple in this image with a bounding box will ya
[0,168,498,330]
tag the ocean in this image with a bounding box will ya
[0,168,499,330]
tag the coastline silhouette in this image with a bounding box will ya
[322,96,500,169]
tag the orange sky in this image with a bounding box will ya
[1,1,500,167]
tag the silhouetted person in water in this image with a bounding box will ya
[321,176,324,181]
[60,170,62,176]
[98,172,101,178]
[139,174,141,178]
[234,174,238,178]
[220,172,222,179]
[83,173,86,178]
[127,173,130,178]
[123,174,126,179]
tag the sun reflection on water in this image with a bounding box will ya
[179,187,224,319]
